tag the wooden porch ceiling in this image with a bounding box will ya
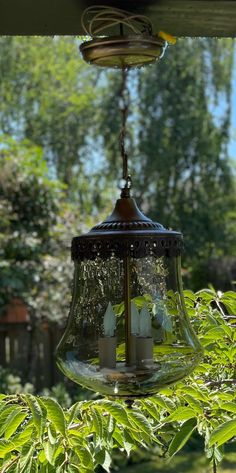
[0,0,236,37]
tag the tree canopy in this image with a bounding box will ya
[0,36,235,473]
[0,36,235,289]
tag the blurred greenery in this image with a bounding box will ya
[0,36,235,473]
[0,366,34,396]
[0,134,106,320]
[118,451,236,473]
[0,364,98,411]
[0,36,235,295]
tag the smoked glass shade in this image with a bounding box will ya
[56,197,202,398]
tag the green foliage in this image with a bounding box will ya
[0,135,65,316]
[0,37,97,187]
[0,367,34,396]
[0,37,235,470]
[0,131,116,326]
[98,39,236,289]
[0,37,235,291]
[0,135,98,321]
[0,368,95,409]
[40,384,72,410]
[118,451,236,473]
[0,290,235,472]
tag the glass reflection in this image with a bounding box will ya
[56,255,202,397]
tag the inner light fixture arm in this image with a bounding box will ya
[119,67,133,367]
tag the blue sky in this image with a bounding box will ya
[229,51,236,160]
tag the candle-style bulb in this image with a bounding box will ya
[131,301,140,335]
[103,302,116,337]
[139,305,152,337]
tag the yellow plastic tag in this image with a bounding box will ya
[158,31,177,45]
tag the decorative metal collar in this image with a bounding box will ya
[71,197,183,261]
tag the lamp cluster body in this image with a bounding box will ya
[56,196,202,398]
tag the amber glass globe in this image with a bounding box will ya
[56,196,202,398]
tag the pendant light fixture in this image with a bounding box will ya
[56,46,203,397]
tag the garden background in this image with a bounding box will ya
[0,37,235,472]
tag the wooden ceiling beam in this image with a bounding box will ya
[0,0,236,37]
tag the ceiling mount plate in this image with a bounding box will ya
[79,35,166,68]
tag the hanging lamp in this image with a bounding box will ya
[56,55,202,397]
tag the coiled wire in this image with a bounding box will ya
[81,5,153,37]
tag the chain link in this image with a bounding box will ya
[119,68,132,195]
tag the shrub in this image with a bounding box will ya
[0,289,235,472]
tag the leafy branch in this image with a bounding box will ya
[0,289,235,472]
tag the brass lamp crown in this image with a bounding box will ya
[72,196,183,261]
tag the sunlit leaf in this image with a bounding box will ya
[168,418,197,457]
[40,397,67,436]
[209,419,236,446]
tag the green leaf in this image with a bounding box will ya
[183,395,203,414]
[44,440,57,465]
[19,444,35,470]
[54,452,66,470]
[96,401,130,428]
[128,410,153,437]
[209,419,236,447]
[40,397,66,436]
[96,450,112,472]
[5,411,27,439]
[220,402,236,414]
[25,395,46,438]
[107,415,115,435]
[112,428,124,447]
[28,458,37,473]
[0,439,15,458]
[141,400,160,421]
[74,446,93,470]
[222,291,236,300]
[151,395,175,411]
[68,465,81,473]
[183,290,196,301]
[48,424,58,445]
[182,386,208,402]
[196,289,215,301]
[204,327,226,339]
[0,457,18,473]
[0,406,20,436]
[11,424,34,450]
[168,418,197,457]
[38,449,46,464]
[91,408,103,438]
[163,407,196,423]
[68,403,81,426]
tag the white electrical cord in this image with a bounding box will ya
[81,5,154,37]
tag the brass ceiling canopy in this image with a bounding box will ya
[79,6,168,68]
[80,35,165,68]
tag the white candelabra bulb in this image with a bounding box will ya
[139,304,152,337]
[103,302,116,337]
[131,301,140,335]
[153,298,173,333]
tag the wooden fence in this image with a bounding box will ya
[0,301,65,390]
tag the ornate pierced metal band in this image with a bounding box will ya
[71,233,183,261]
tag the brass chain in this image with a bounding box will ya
[119,67,132,196]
